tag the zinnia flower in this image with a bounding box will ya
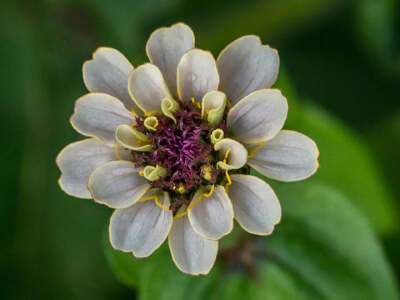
[56,23,319,275]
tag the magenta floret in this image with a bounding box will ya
[132,101,220,193]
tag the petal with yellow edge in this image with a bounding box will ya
[70,93,134,146]
[56,138,130,199]
[227,89,288,145]
[127,63,172,114]
[188,185,233,240]
[168,211,218,275]
[88,161,150,208]
[228,174,281,235]
[177,49,219,102]
[247,130,319,182]
[146,23,195,97]
[82,47,139,112]
[109,190,172,257]
[217,35,279,105]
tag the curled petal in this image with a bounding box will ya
[56,138,129,198]
[228,175,281,235]
[143,116,158,131]
[201,90,227,127]
[146,23,195,97]
[217,35,279,105]
[82,47,139,111]
[88,161,150,208]
[227,89,288,144]
[109,191,173,257]
[70,93,134,146]
[143,165,167,181]
[188,185,234,240]
[247,130,319,182]
[214,138,248,170]
[127,63,172,113]
[161,97,179,123]
[115,124,153,152]
[169,213,218,275]
[210,128,224,145]
[177,49,219,102]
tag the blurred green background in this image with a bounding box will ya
[1,0,399,299]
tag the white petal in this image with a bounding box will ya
[247,130,319,182]
[109,191,173,257]
[214,138,248,170]
[188,185,233,240]
[56,138,129,198]
[169,214,218,275]
[227,89,288,144]
[88,161,150,208]
[82,47,138,111]
[177,49,219,102]
[70,93,134,146]
[127,63,172,113]
[146,23,195,97]
[217,35,279,105]
[229,174,281,235]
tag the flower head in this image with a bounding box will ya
[57,23,319,275]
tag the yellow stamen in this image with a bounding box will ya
[130,118,136,129]
[225,169,232,193]
[247,142,265,158]
[114,144,122,160]
[130,108,138,117]
[226,98,232,109]
[223,148,231,163]
[139,170,144,176]
[201,165,213,181]
[222,148,232,192]
[174,185,215,219]
[191,97,201,109]
[138,195,170,211]
[175,183,186,194]
[173,209,188,219]
[144,110,162,117]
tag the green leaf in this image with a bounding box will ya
[219,176,399,300]
[209,265,315,300]
[105,181,399,300]
[284,102,398,235]
[258,261,319,300]
[266,181,399,300]
[104,239,218,300]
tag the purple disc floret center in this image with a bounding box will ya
[131,101,221,193]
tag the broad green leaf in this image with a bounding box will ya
[105,181,399,300]
[104,235,144,288]
[259,261,320,300]
[104,239,218,300]
[284,103,398,235]
[266,181,399,300]
[209,265,315,300]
